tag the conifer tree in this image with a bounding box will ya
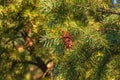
[0,0,120,80]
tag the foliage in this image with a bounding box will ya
[0,0,120,80]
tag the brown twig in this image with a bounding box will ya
[96,9,120,15]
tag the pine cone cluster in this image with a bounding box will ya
[61,31,74,49]
[21,28,33,50]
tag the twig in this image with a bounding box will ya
[96,9,120,15]
[42,69,49,78]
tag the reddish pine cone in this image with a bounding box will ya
[61,31,74,49]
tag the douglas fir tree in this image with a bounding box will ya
[0,0,120,80]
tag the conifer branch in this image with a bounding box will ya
[94,53,110,80]
[96,9,120,15]
[12,60,47,73]
[35,57,47,73]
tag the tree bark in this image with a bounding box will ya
[35,57,47,73]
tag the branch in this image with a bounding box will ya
[96,9,120,15]
[26,46,47,73]
[10,60,38,71]
[11,59,47,73]
[5,36,21,44]
[11,60,38,67]
[35,57,47,73]
[93,54,110,80]
[18,61,38,65]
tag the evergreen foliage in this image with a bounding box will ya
[0,0,120,80]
